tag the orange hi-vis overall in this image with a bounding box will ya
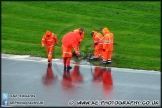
[61,45,72,67]
[41,30,58,62]
[73,28,85,56]
[62,31,81,70]
[102,28,114,64]
[92,31,104,58]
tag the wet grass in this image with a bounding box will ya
[1,1,160,71]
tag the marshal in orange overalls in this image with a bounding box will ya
[41,30,58,63]
[102,27,114,64]
[91,30,104,58]
[61,31,81,71]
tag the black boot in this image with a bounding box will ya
[106,60,111,64]
[64,66,66,71]
[67,66,72,71]
[48,63,51,67]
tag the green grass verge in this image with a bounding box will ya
[1,1,161,71]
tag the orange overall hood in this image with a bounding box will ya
[46,30,52,36]
[102,27,110,34]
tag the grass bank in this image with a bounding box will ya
[1,1,161,71]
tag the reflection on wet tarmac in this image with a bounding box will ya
[42,63,113,95]
[92,67,113,97]
[71,65,83,83]
[93,66,103,82]
[61,70,75,89]
[61,64,84,90]
[2,57,161,106]
[102,67,113,96]
[42,63,57,85]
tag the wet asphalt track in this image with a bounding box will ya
[1,54,161,107]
